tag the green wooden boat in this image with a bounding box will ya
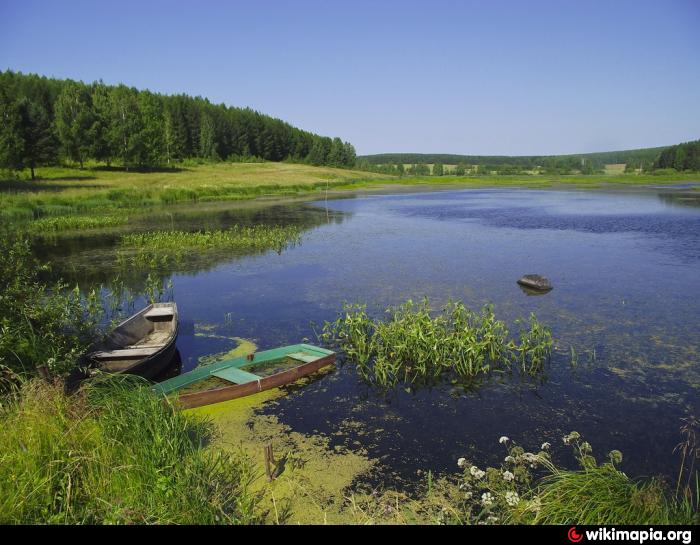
[152,343,335,408]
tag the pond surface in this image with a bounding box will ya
[42,185,700,489]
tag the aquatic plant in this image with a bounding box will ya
[25,214,127,234]
[0,376,259,524]
[117,224,302,269]
[321,298,553,388]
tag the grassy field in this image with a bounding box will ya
[0,162,394,221]
[2,162,699,225]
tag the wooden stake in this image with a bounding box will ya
[264,443,275,481]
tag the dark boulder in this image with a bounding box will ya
[517,274,553,293]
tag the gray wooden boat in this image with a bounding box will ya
[87,302,179,379]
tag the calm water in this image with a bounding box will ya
[42,186,700,488]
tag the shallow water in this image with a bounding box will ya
[41,186,700,488]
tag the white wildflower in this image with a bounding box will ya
[505,491,520,506]
[481,492,494,507]
[499,436,510,444]
[528,497,542,513]
[504,455,515,463]
[541,442,551,450]
[502,470,514,482]
[474,469,485,479]
[486,515,498,524]
[457,457,467,468]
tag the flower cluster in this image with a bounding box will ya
[448,431,627,525]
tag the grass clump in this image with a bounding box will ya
[321,298,553,388]
[0,375,259,524]
[446,433,698,525]
[117,224,302,269]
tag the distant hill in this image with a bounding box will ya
[358,147,669,170]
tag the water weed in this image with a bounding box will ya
[321,298,553,388]
[117,224,302,270]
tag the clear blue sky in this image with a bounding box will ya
[1,0,698,156]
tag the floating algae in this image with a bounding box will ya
[187,384,378,524]
[195,331,258,368]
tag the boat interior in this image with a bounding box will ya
[91,304,177,371]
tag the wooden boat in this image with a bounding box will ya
[87,302,179,379]
[153,343,335,408]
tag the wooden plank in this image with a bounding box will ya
[212,367,262,385]
[288,351,319,363]
[144,307,175,319]
[93,347,160,359]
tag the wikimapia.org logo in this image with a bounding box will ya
[567,527,693,544]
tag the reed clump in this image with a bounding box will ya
[321,298,553,388]
[0,375,259,524]
[117,224,302,269]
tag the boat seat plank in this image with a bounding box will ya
[212,367,262,385]
[288,351,319,363]
[93,347,161,359]
[144,308,175,319]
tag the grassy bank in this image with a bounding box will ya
[0,376,259,524]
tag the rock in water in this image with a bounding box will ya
[517,274,553,292]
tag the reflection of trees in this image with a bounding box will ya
[34,202,348,291]
[656,191,700,210]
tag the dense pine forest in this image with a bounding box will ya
[655,140,700,171]
[0,71,356,178]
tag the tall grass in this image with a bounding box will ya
[321,299,553,388]
[0,376,259,524]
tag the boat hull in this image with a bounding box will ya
[153,344,335,409]
[174,353,334,409]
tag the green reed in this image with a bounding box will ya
[321,298,553,388]
[117,224,302,269]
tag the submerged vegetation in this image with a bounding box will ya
[117,224,302,269]
[0,376,258,524]
[322,299,553,388]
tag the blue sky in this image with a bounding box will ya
[1,0,698,156]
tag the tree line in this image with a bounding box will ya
[0,71,356,179]
[358,147,673,175]
[654,140,700,171]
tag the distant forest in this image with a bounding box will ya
[0,71,356,178]
[655,140,700,171]
[357,143,700,176]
